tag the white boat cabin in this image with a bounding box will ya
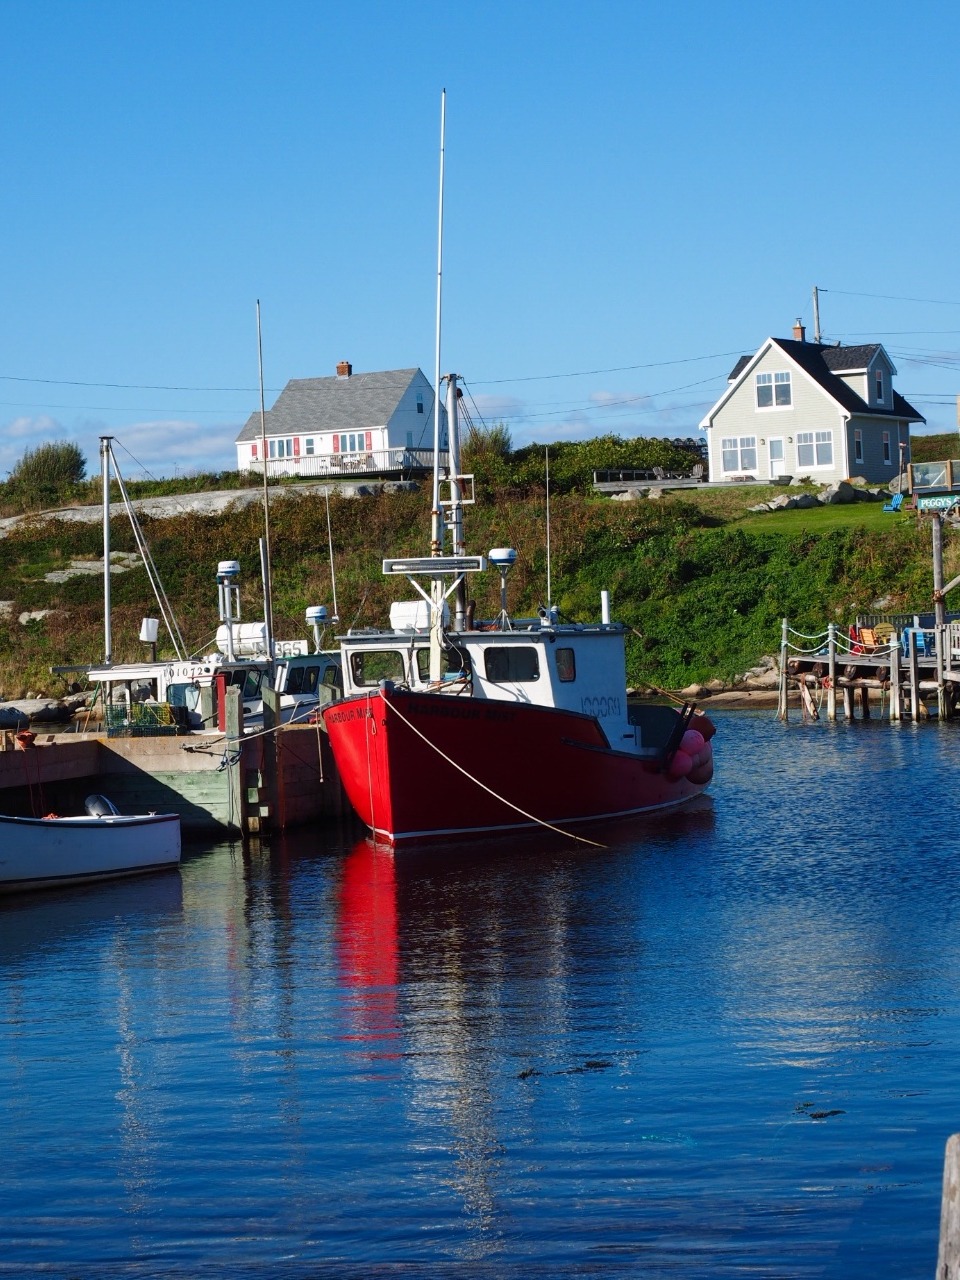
[337,614,653,753]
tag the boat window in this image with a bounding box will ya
[322,664,343,691]
[350,649,405,686]
[415,645,472,682]
[303,666,320,694]
[484,646,540,683]
[242,669,263,699]
[556,647,576,682]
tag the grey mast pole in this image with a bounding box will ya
[256,300,275,664]
[428,89,447,682]
[101,436,113,665]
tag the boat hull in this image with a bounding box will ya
[323,689,712,842]
[0,813,181,894]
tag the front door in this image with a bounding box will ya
[768,437,785,479]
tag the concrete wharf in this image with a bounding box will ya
[0,687,350,835]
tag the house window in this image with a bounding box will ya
[854,430,863,463]
[883,431,891,464]
[756,370,792,408]
[720,436,757,473]
[417,393,424,414]
[797,430,833,468]
[305,438,315,455]
[875,370,884,402]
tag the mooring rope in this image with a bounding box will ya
[376,689,607,849]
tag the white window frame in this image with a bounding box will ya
[756,370,792,409]
[720,435,758,475]
[854,429,863,464]
[796,430,834,470]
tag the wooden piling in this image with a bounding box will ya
[908,630,922,722]
[889,635,902,722]
[859,686,871,718]
[842,686,854,720]
[826,623,837,721]
[938,1133,960,1278]
[778,617,789,722]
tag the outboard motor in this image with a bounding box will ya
[85,794,121,818]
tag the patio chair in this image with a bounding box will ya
[882,492,904,513]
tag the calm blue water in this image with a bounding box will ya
[1,709,958,1277]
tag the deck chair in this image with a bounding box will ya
[857,627,880,653]
[652,466,667,481]
[873,622,896,646]
[882,492,904,513]
[691,463,705,482]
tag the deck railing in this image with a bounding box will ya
[245,447,447,481]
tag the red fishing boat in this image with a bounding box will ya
[322,95,714,842]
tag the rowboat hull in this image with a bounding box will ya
[0,813,181,894]
[323,688,713,843]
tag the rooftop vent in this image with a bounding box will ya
[336,360,352,377]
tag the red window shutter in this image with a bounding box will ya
[333,435,340,453]
[251,442,257,458]
[365,431,372,451]
[293,437,300,457]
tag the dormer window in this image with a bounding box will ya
[875,370,884,402]
[417,393,424,414]
[756,370,791,408]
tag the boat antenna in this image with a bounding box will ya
[430,88,446,560]
[545,444,552,609]
[100,435,112,664]
[256,299,276,663]
[324,486,339,622]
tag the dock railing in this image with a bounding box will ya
[779,616,959,722]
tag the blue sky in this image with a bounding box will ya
[1,0,958,478]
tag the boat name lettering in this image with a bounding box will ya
[581,695,621,718]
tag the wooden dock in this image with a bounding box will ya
[778,616,960,722]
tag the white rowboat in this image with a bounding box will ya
[0,800,181,894]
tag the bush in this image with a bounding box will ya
[6,441,87,512]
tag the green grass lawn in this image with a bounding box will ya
[736,502,915,532]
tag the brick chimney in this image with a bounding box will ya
[792,318,806,342]
[336,360,352,377]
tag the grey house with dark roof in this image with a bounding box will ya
[699,322,924,485]
[235,362,447,476]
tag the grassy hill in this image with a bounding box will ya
[0,466,945,698]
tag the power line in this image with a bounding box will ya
[0,373,276,393]
[821,287,960,308]
[473,349,748,386]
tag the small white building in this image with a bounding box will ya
[235,362,448,476]
[699,323,924,485]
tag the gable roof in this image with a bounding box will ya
[713,339,924,425]
[235,367,427,443]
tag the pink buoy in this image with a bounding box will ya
[668,748,693,778]
[680,729,705,755]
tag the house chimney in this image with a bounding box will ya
[336,360,352,377]
[793,318,806,342]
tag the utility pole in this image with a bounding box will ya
[812,286,822,344]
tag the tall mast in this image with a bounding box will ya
[256,300,275,663]
[430,89,446,559]
[100,436,113,664]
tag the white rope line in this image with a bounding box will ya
[376,689,607,848]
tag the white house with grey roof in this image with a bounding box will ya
[235,362,447,477]
[699,322,924,486]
